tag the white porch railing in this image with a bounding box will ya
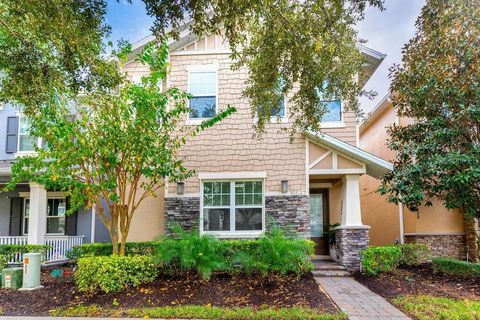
[0,235,84,264]
[0,236,28,264]
[44,236,84,263]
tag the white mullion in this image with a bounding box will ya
[230,181,235,232]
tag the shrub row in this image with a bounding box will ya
[74,227,314,292]
[361,243,431,275]
[66,241,161,259]
[432,257,480,278]
[0,244,50,270]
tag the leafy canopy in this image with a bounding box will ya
[6,43,235,255]
[142,0,384,135]
[380,0,480,219]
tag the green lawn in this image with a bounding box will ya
[50,305,346,320]
[393,295,480,320]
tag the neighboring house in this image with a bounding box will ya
[0,29,392,270]
[360,93,479,260]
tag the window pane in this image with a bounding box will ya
[235,181,262,206]
[19,136,35,152]
[19,117,31,135]
[203,208,230,231]
[47,217,66,234]
[189,97,216,118]
[235,208,262,231]
[47,199,66,217]
[189,72,216,96]
[320,100,342,122]
[203,181,230,206]
[257,98,285,118]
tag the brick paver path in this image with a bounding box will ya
[315,277,410,320]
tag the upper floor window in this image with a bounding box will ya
[188,68,217,119]
[320,99,342,122]
[18,116,42,152]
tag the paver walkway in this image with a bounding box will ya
[315,277,410,320]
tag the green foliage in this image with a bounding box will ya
[400,244,431,266]
[232,228,314,276]
[0,244,50,269]
[50,304,346,320]
[393,295,480,320]
[361,246,402,275]
[67,242,162,259]
[75,255,158,293]
[143,0,384,136]
[5,41,235,256]
[381,0,480,225]
[0,0,121,113]
[154,226,228,280]
[432,257,480,278]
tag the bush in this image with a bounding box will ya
[231,228,314,276]
[361,246,402,275]
[432,257,480,278]
[0,244,50,270]
[400,243,431,266]
[75,255,158,293]
[154,226,228,280]
[67,241,161,259]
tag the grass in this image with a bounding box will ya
[50,305,347,320]
[393,295,480,320]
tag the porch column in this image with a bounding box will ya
[28,182,47,245]
[334,175,370,271]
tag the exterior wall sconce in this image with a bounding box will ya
[177,182,185,195]
[281,180,288,194]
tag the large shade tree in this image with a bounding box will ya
[1,0,385,135]
[6,43,235,255]
[380,0,480,259]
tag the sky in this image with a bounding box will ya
[105,0,425,113]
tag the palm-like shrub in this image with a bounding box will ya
[154,225,228,280]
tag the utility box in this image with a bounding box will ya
[19,253,44,291]
[1,267,23,289]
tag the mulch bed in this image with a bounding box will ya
[354,264,480,301]
[0,265,338,316]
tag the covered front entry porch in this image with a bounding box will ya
[0,178,88,264]
[305,132,392,270]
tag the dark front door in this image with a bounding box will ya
[310,190,329,255]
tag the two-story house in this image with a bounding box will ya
[0,28,391,270]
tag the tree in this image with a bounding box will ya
[380,0,480,259]
[135,0,385,135]
[0,0,121,114]
[6,43,235,255]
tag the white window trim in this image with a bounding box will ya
[200,178,266,238]
[21,195,67,236]
[16,114,43,155]
[320,99,345,128]
[186,64,219,125]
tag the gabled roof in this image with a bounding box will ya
[304,130,393,177]
[360,92,392,133]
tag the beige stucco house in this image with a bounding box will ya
[360,93,479,260]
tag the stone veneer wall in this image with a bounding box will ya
[404,234,467,260]
[265,195,310,238]
[164,197,200,233]
[334,227,370,271]
[164,195,310,237]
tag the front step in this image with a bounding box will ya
[311,256,351,277]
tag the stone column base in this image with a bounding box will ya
[334,226,370,271]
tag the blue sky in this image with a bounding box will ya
[105,0,425,112]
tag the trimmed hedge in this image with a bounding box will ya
[361,246,402,275]
[400,243,431,266]
[432,257,480,278]
[66,241,162,259]
[75,255,158,293]
[0,244,50,270]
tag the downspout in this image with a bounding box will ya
[398,203,405,244]
[90,204,96,243]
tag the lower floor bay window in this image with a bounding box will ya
[202,180,264,236]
